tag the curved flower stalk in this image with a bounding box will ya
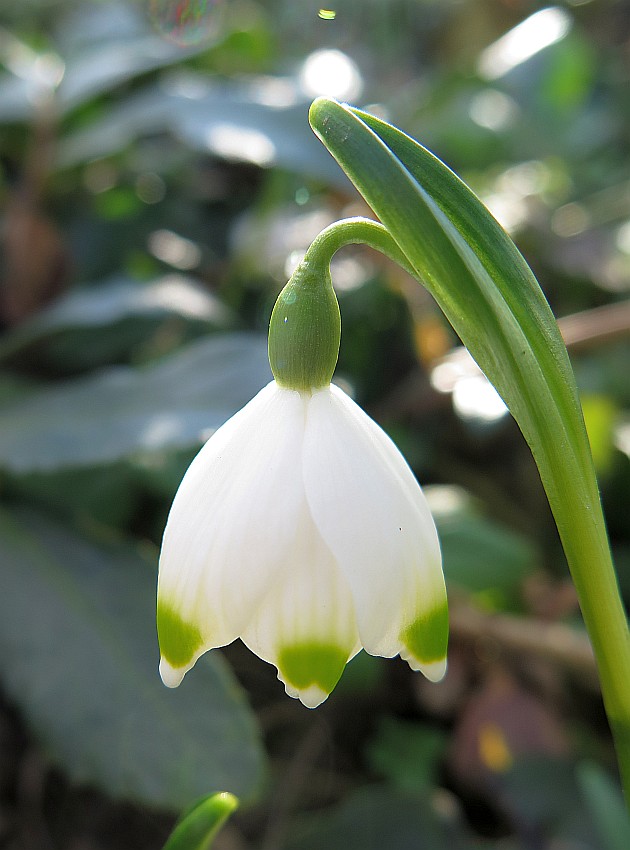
[307,98,630,798]
[157,237,448,708]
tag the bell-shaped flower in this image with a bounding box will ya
[157,248,448,708]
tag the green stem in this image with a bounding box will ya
[558,471,630,795]
[305,216,630,799]
[304,216,417,276]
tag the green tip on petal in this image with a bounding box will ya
[157,600,203,680]
[277,643,349,708]
[399,600,449,681]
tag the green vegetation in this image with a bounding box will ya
[1,1,630,847]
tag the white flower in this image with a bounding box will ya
[157,379,447,709]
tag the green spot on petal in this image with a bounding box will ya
[278,643,348,697]
[400,600,449,665]
[157,600,203,668]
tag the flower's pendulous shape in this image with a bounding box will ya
[157,378,447,708]
[157,236,447,707]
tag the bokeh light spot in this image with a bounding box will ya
[300,49,363,101]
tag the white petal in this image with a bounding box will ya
[157,380,307,680]
[303,384,447,670]
[159,657,186,688]
[240,502,360,708]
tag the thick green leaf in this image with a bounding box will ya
[309,99,590,511]
[0,507,264,808]
[0,275,234,374]
[163,792,238,850]
[308,100,630,784]
[0,333,271,473]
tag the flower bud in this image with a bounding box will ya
[268,257,340,390]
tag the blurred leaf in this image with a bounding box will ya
[0,332,271,473]
[577,762,630,850]
[0,275,234,374]
[163,792,239,850]
[581,393,618,475]
[541,33,596,114]
[576,343,630,408]
[0,72,34,123]
[93,186,143,220]
[0,3,215,123]
[58,75,350,186]
[366,718,447,793]
[8,464,139,529]
[0,506,265,808]
[426,486,538,607]
[500,757,601,848]
[332,650,384,698]
[285,785,470,850]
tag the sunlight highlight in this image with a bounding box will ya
[205,124,276,167]
[148,230,202,270]
[478,7,571,80]
[300,49,363,101]
[431,349,508,426]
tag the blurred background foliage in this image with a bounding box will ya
[1,0,630,848]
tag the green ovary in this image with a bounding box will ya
[400,600,449,664]
[278,643,348,694]
[157,600,203,668]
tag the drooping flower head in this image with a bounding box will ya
[157,243,448,708]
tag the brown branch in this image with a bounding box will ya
[450,602,599,688]
[558,299,630,352]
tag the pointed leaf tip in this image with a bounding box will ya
[162,791,239,850]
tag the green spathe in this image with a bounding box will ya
[400,600,448,665]
[157,601,203,668]
[278,642,348,695]
[268,257,340,391]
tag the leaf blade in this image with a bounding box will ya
[0,507,265,808]
[308,98,630,787]
[163,792,239,850]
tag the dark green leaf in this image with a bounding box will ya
[577,762,630,850]
[285,786,470,850]
[0,507,264,808]
[58,79,350,186]
[0,275,235,375]
[500,757,601,848]
[427,486,538,605]
[365,718,447,793]
[0,333,271,473]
